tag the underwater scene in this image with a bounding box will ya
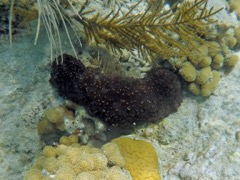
[0,0,240,179]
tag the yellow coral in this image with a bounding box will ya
[212,54,224,69]
[57,154,72,167]
[59,135,78,146]
[37,105,73,134]
[76,172,95,180]
[42,146,57,158]
[221,44,230,57]
[32,156,46,170]
[112,137,161,180]
[43,106,65,124]
[43,157,59,174]
[24,169,46,180]
[188,47,207,65]
[201,70,221,96]
[236,9,240,20]
[198,56,212,68]
[179,62,197,82]
[229,0,240,19]
[226,36,237,49]
[225,54,239,67]
[64,146,82,164]
[55,144,68,156]
[208,41,220,57]
[73,154,99,174]
[55,122,65,131]
[229,0,240,12]
[25,136,137,180]
[89,170,106,179]
[188,83,200,95]
[91,153,108,170]
[102,142,125,167]
[106,166,131,180]
[73,153,107,174]
[196,67,212,85]
[37,118,56,134]
[54,167,76,180]
[235,26,240,43]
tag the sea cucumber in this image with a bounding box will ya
[50,54,182,127]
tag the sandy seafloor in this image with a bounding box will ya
[0,0,240,179]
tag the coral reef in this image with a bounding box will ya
[112,137,161,180]
[37,104,107,145]
[178,25,240,96]
[24,136,162,180]
[50,54,182,127]
[24,138,132,180]
[3,0,239,96]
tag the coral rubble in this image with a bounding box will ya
[50,54,182,127]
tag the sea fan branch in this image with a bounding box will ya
[76,0,222,60]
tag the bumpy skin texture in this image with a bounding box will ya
[50,54,182,126]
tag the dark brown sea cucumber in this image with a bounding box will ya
[50,54,182,127]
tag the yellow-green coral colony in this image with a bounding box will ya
[225,54,239,67]
[229,0,240,19]
[24,137,161,180]
[168,19,239,97]
[179,62,197,82]
[176,25,240,96]
[37,106,71,135]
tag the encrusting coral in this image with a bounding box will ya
[50,54,182,127]
[112,137,161,180]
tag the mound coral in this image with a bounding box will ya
[24,138,132,180]
[37,104,107,145]
[112,137,161,180]
[196,67,212,85]
[24,136,162,180]
[37,106,72,135]
[225,54,239,67]
[229,0,240,19]
[50,54,182,127]
[180,27,240,96]
[102,142,125,167]
[179,62,197,82]
[235,27,240,43]
[201,70,221,96]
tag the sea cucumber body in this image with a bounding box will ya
[50,54,182,126]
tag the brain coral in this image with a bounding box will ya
[112,137,161,180]
[50,54,182,127]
